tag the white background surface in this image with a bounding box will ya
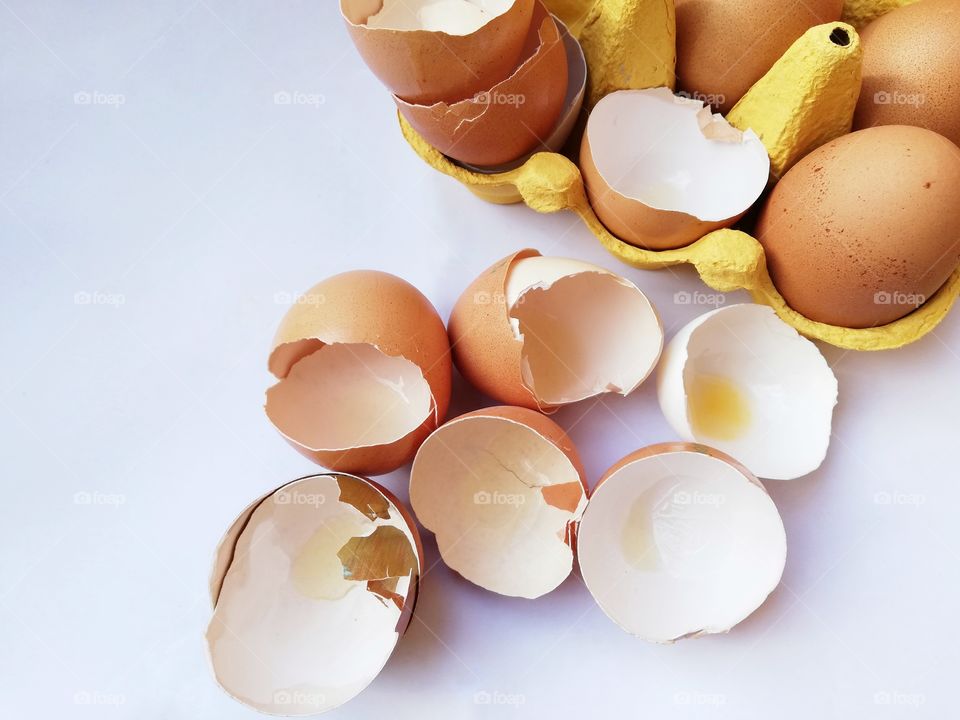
[2,2,958,718]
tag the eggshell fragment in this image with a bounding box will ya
[206,473,422,715]
[461,14,586,174]
[657,304,838,481]
[448,250,663,412]
[580,88,770,250]
[756,125,960,328]
[395,1,568,167]
[265,271,451,475]
[578,443,786,642]
[853,0,960,147]
[340,0,535,105]
[409,406,587,598]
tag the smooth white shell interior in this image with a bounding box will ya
[586,87,770,221]
[367,0,513,33]
[410,414,586,598]
[265,342,433,451]
[206,475,419,715]
[657,304,838,480]
[504,256,663,406]
[578,449,786,642]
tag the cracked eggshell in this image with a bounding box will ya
[341,0,535,106]
[580,88,770,250]
[657,304,838,481]
[409,406,587,598]
[265,271,451,475]
[448,250,663,412]
[578,443,786,642]
[395,1,568,168]
[206,473,423,715]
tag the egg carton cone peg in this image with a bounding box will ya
[727,21,863,181]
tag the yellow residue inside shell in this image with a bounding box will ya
[687,375,751,441]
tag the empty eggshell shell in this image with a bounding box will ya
[657,304,838,481]
[460,14,587,174]
[340,0,535,106]
[206,473,423,715]
[395,1,569,167]
[409,406,587,598]
[580,87,770,250]
[265,271,451,475]
[448,250,663,412]
[578,443,786,642]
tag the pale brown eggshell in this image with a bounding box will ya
[756,125,960,328]
[448,249,543,411]
[853,0,960,147]
[395,2,569,167]
[409,406,588,598]
[266,270,452,475]
[207,473,424,714]
[580,88,770,250]
[340,0,535,106]
[676,0,843,113]
[579,442,786,642]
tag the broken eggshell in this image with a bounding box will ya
[206,473,423,715]
[459,13,586,174]
[409,405,587,598]
[265,271,451,476]
[448,250,663,412]
[395,1,568,168]
[657,304,838,481]
[580,87,770,250]
[578,443,786,643]
[341,0,535,106]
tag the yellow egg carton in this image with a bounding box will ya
[396,0,958,351]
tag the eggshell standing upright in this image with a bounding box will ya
[756,125,960,328]
[853,0,960,147]
[266,271,452,475]
[676,0,843,113]
[395,1,568,167]
[340,0,535,105]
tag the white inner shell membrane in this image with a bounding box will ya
[505,256,663,406]
[578,451,785,642]
[410,415,586,598]
[587,87,770,221]
[206,475,417,715]
[367,0,514,33]
[265,343,433,451]
[670,305,837,480]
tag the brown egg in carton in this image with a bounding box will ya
[342,0,960,351]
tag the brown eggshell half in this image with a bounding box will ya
[266,270,452,475]
[448,249,543,411]
[395,2,569,167]
[409,406,587,598]
[580,88,770,250]
[581,131,728,249]
[341,0,535,106]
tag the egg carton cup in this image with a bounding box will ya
[397,0,957,351]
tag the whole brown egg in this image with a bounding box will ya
[853,0,960,147]
[756,125,960,328]
[676,0,843,113]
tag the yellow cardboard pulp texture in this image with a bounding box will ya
[397,0,960,350]
[842,0,919,28]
